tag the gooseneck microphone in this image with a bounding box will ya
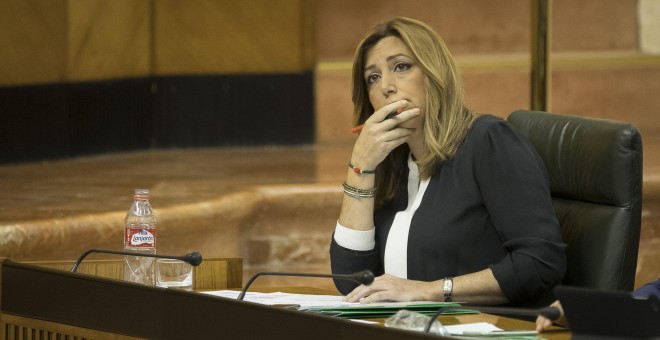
[237,270,375,301]
[424,305,561,333]
[464,305,561,320]
[70,248,203,273]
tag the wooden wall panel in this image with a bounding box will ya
[67,0,151,81]
[316,0,532,61]
[154,0,314,74]
[1,0,314,86]
[553,0,638,52]
[0,0,67,86]
[316,0,639,61]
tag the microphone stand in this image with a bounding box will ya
[71,248,203,273]
[237,270,375,301]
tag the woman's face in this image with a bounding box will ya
[363,36,426,133]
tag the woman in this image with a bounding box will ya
[330,17,566,307]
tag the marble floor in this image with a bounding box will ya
[1,135,659,291]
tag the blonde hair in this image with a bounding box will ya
[352,17,479,206]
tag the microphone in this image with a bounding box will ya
[70,248,203,273]
[462,305,561,320]
[424,305,561,333]
[237,270,375,301]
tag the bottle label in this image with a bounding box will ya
[125,227,157,247]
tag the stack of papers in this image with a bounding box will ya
[203,290,348,309]
[203,290,474,318]
[305,301,474,318]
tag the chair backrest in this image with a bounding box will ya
[507,110,643,291]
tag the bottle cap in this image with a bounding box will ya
[133,189,150,199]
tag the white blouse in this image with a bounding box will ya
[334,154,430,279]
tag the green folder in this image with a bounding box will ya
[304,302,478,318]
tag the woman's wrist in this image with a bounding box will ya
[348,161,376,175]
[344,165,376,185]
[413,280,445,302]
[429,279,447,301]
[349,151,379,171]
[342,182,376,199]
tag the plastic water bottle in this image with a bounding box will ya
[123,189,157,285]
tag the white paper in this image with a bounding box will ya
[202,290,354,309]
[444,322,502,335]
[202,290,453,310]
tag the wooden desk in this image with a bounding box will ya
[255,287,571,339]
[26,256,243,290]
[1,262,570,339]
[2,257,241,339]
[0,261,454,339]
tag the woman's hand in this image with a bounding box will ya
[343,274,437,303]
[342,269,508,305]
[351,100,420,169]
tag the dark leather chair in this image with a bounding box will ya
[507,110,643,291]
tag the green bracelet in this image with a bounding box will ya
[348,162,376,174]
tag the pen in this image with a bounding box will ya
[351,107,405,134]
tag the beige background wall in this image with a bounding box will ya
[640,0,660,53]
[0,0,315,86]
[154,0,315,75]
[0,0,69,85]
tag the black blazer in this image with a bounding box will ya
[330,115,567,307]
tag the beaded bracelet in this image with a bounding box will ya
[342,182,377,199]
[348,162,376,174]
